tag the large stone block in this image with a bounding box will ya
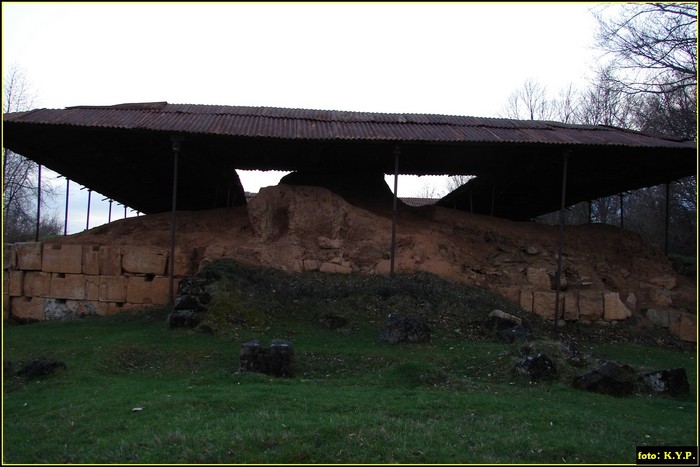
[645,308,669,328]
[173,247,194,277]
[127,276,155,304]
[23,271,50,297]
[15,242,42,271]
[649,274,677,290]
[495,285,521,305]
[532,291,563,319]
[578,290,604,321]
[648,287,673,307]
[4,244,17,270]
[563,292,579,321]
[603,292,632,321]
[85,276,100,301]
[99,246,122,276]
[82,245,100,275]
[99,276,128,302]
[668,310,696,343]
[42,244,83,274]
[8,270,24,297]
[152,276,173,305]
[122,246,167,275]
[50,274,86,300]
[526,267,552,289]
[519,288,533,312]
[11,296,45,321]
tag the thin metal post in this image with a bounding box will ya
[554,151,569,324]
[35,164,42,241]
[85,189,92,231]
[588,200,592,224]
[169,136,182,305]
[619,193,624,229]
[64,178,70,235]
[664,182,671,256]
[390,145,400,276]
[124,205,127,218]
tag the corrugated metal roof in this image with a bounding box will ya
[4,102,694,148]
[3,101,696,218]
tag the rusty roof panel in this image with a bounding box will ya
[4,102,695,149]
[4,101,695,218]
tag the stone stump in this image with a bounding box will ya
[379,313,430,344]
[515,353,557,381]
[240,339,294,377]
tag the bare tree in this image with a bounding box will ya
[632,84,696,140]
[501,5,696,258]
[3,66,60,242]
[576,65,638,127]
[501,78,552,120]
[591,3,697,257]
[445,175,473,193]
[417,182,445,200]
[551,84,579,124]
[593,3,697,96]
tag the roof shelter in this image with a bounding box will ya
[3,101,696,221]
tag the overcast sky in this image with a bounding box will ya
[3,2,605,234]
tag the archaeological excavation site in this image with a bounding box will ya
[3,102,696,342]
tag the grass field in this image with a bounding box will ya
[3,262,697,464]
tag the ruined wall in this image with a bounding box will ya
[2,185,695,344]
[3,242,190,322]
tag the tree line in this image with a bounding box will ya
[499,3,696,259]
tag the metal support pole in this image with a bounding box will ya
[554,151,569,324]
[64,178,70,235]
[108,199,113,223]
[35,164,42,241]
[390,145,400,276]
[588,200,592,224]
[168,136,182,305]
[85,189,92,231]
[619,193,624,229]
[124,205,127,218]
[664,182,671,256]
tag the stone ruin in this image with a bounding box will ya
[239,339,294,377]
[167,270,220,331]
[486,310,691,397]
[379,313,431,344]
[3,183,695,344]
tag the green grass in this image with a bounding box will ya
[3,262,697,464]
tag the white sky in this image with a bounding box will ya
[3,2,604,234]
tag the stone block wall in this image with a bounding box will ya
[505,266,695,342]
[3,242,188,322]
[2,240,694,343]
